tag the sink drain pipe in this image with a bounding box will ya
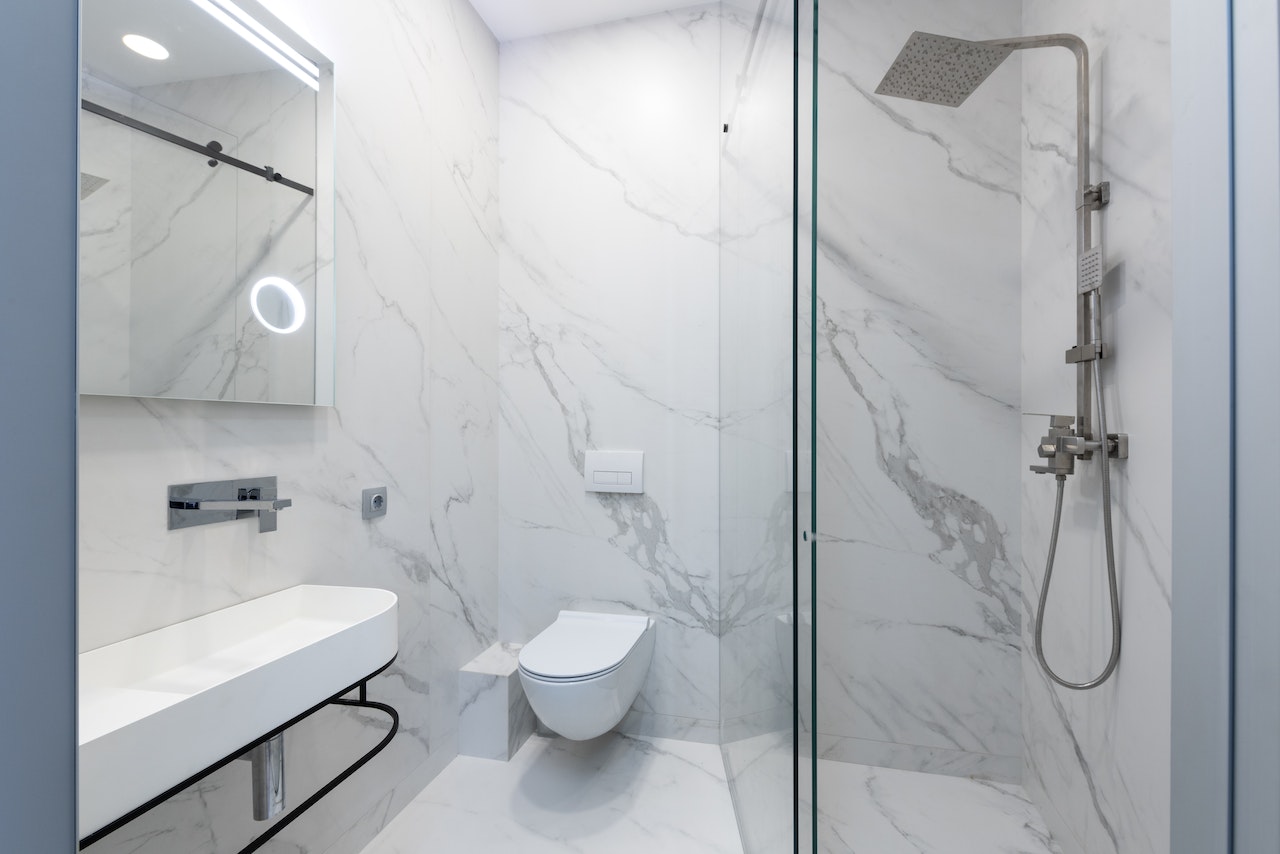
[243,734,286,821]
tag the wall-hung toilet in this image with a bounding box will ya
[517,611,656,741]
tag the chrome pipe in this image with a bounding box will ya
[987,34,1095,439]
[245,734,286,821]
[1034,362,1123,690]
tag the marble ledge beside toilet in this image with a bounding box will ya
[458,643,536,761]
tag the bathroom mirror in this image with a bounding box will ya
[79,0,335,405]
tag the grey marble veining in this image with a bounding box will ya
[497,7,723,739]
[818,760,1061,854]
[78,1,500,853]
[811,0,1025,783]
[718,3,801,849]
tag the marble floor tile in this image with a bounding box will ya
[358,733,745,854]
[818,761,1062,854]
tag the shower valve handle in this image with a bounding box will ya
[1031,416,1078,477]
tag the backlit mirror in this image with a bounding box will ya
[79,0,335,405]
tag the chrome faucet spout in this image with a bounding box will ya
[167,477,292,533]
[173,498,293,512]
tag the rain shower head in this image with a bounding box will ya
[875,31,1013,108]
[80,172,110,200]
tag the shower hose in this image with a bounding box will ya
[1034,356,1122,690]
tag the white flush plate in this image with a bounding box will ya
[585,450,643,494]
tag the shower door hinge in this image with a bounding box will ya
[1078,181,1111,211]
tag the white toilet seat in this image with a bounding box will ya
[519,659,624,682]
[518,611,649,680]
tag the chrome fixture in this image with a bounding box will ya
[240,734,286,821]
[168,476,293,533]
[877,32,1127,690]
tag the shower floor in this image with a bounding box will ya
[817,759,1062,854]
[359,733,745,853]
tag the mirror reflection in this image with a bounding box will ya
[79,0,334,405]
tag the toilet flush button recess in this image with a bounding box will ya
[584,451,643,494]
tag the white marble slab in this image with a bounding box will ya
[812,0,1025,779]
[818,760,1061,854]
[360,734,745,854]
[459,643,534,761]
[497,7,723,740]
[818,733,1022,784]
[717,22,798,843]
[1019,3,1173,854]
[722,730,796,854]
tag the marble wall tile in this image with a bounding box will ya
[425,0,501,772]
[1019,2,1172,854]
[719,0,797,730]
[718,1,799,849]
[497,7,723,737]
[812,0,1024,779]
[817,733,1022,784]
[77,1,500,852]
[816,761,1060,854]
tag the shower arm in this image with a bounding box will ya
[985,34,1105,442]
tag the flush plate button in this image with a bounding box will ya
[584,451,643,494]
[362,487,388,519]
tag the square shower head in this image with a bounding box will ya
[80,172,110,200]
[875,31,1014,108]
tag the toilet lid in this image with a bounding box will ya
[519,611,650,679]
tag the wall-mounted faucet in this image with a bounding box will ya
[168,476,293,533]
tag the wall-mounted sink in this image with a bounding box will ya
[78,585,398,839]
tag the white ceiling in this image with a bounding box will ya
[468,0,711,41]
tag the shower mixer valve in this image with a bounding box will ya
[1031,414,1128,477]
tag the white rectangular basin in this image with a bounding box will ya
[79,585,398,839]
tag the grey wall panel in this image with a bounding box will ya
[1170,0,1234,852]
[0,0,80,849]
[1232,0,1280,849]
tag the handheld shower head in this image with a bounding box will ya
[875,31,1013,108]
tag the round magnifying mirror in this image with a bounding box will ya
[250,277,306,334]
